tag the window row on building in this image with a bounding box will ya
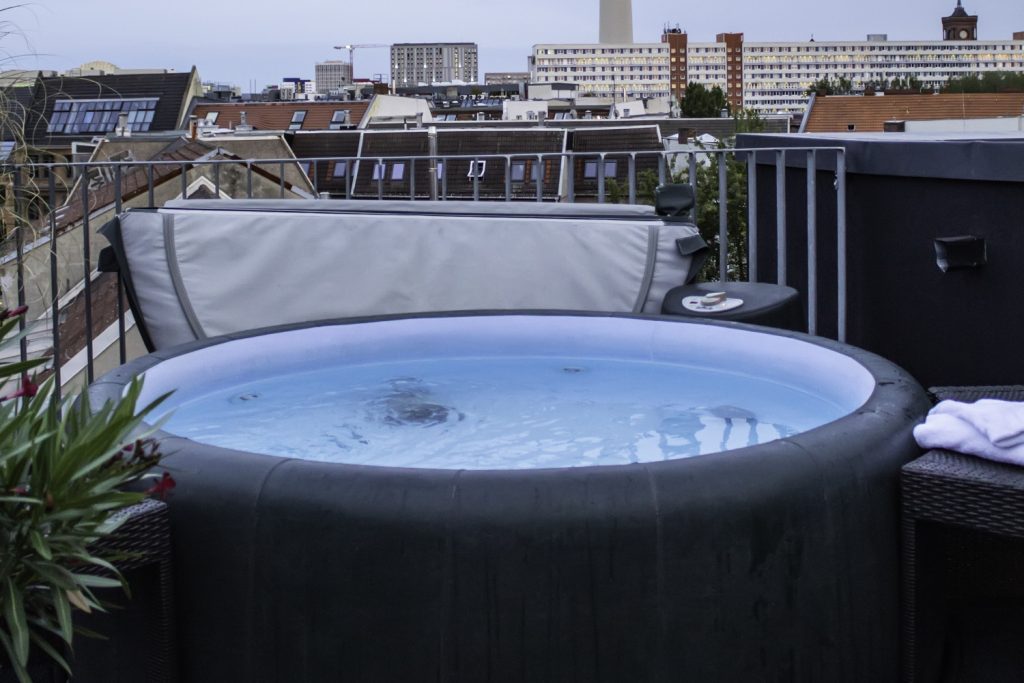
[530,33,1024,113]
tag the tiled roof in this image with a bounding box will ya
[568,126,663,198]
[349,128,567,200]
[804,93,1024,133]
[192,101,369,130]
[24,71,196,147]
[1,87,34,141]
[287,131,362,195]
[54,138,219,230]
[53,137,305,230]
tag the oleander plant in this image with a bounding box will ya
[0,304,172,683]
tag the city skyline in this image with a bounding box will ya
[10,0,1024,89]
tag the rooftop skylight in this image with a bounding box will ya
[47,98,159,134]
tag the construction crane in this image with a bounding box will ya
[332,44,388,81]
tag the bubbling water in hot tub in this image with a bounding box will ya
[161,353,840,470]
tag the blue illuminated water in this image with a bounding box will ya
[160,355,849,469]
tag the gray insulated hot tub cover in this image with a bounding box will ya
[104,199,704,351]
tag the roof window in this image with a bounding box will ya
[289,111,307,131]
[47,98,159,134]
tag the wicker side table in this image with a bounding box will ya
[78,497,176,683]
[902,385,1024,683]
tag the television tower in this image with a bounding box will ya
[599,0,634,43]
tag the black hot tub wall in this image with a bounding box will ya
[88,315,931,683]
[738,133,1024,388]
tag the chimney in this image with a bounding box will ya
[115,112,130,137]
[235,111,254,134]
[188,115,199,140]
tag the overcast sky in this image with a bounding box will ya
[7,0,1023,89]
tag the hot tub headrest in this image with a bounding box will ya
[103,199,705,351]
[654,184,696,218]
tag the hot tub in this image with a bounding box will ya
[90,313,929,682]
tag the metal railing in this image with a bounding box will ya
[0,145,847,395]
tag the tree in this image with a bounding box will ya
[942,71,1024,93]
[732,108,765,134]
[805,76,854,96]
[632,152,751,282]
[680,83,729,118]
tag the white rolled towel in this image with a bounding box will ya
[914,400,1024,466]
[930,399,1024,448]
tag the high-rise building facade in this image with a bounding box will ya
[531,2,1024,113]
[390,43,479,87]
[315,61,353,95]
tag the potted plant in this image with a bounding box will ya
[0,304,172,683]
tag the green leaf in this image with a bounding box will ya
[69,573,123,589]
[51,590,73,645]
[2,578,29,665]
[28,529,52,560]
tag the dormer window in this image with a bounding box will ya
[583,160,618,179]
[332,160,348,177]
[329,110,349,130]
[289,111,307,131]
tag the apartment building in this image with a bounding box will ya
[390,43,479,87]
[530,2,1024,113]
[315,61,353,95]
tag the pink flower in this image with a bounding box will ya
[0,376,38,402]
[146,472,176,500]
[0,305,28,320]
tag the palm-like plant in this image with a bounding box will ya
[0,305,170,683]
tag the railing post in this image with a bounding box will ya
[505,156,512,201]
[409,158,416,200]
[147,163,155,207]
[836,150,848,343]
[246,161,254,198]
[472,157,480,201]
[747,151,758,282]
[376,158,383,200]
[181,163,188,199]
[597,153,606,204]
[718,150,729,282]
[566,153,575,203]
[688,152,698,221]
[12,167,26,363]
[312,159,319,196]
[81,170,94,383]
[775,150,787,286]
[628,154,637,205]
[114,164,126,365]
[441,156,448,200]
[806,150,818,336]
[48,172,61,399]
[279,161,286,198]
[536,155,543,202]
